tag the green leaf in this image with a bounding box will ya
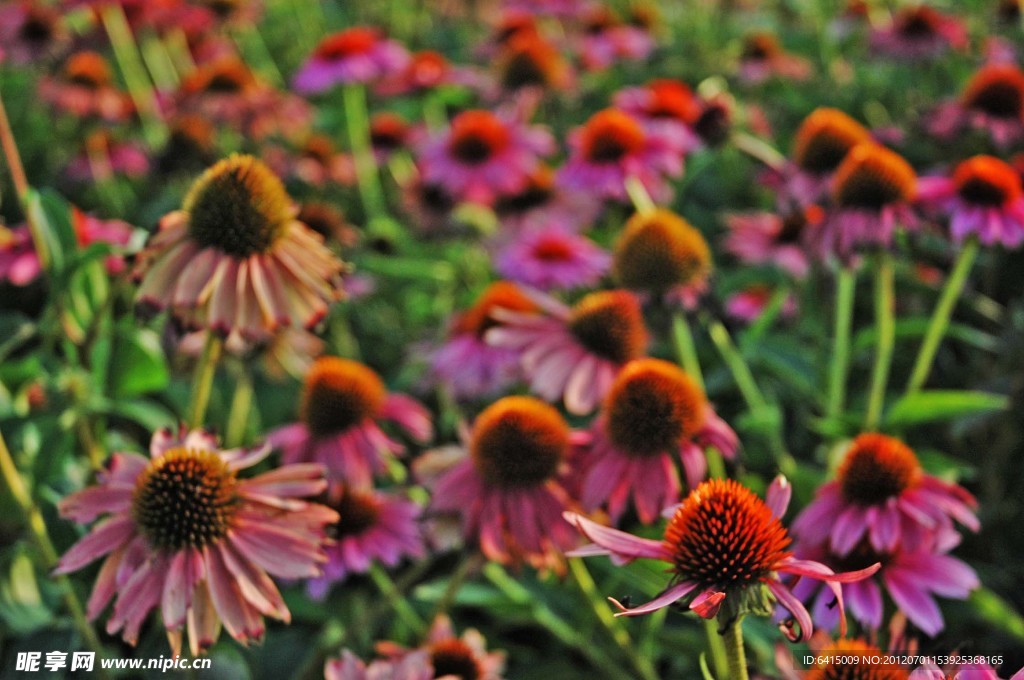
[884,390,1009,427]
[23,188,78,274]
[106,327,169,398]
[969,587,1024,642]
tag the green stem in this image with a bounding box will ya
[368,563,427,636]
[0,89,49,270]
[703,618,729,680]
[429,553,482,622]
[864,252,895,430]
[672,312,705,391]
[731,131,786,171]
[0,429,109,675]
[187,333,222,430]
[342,83,386,221]
[100,5,167,149]
[224,367,254,448]
[720,615,748,680]
[568,559,659,680]
[625,176,656,215]
[826,267,856,421]
[905,238,979,395]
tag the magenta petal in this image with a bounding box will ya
[768,579,814,642]
[689,589,726,619]
[611,581,699,617]
[765,475,791,520]
[562,512,671,562]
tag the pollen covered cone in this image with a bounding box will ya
[665,478,791,590]
[962,63,1024,119]
[566,290,648,364]
[805,638,910,679]
[838,433,921,505]
[135,154,345,339]
[452,281,538,338]
[793,108,872,175]
[613,208,711,296]
[301,357,387,438]
[470,396,568,489]
[953,155,1023,206]
[832,143,917,209]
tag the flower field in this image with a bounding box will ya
[2,0,1024,678]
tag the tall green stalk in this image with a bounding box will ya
[342,84,386,221]
[826,267,856,420]
[720,616,748,680]
[905,238,979,395]
[864,252,895,430]
[672,312,705,390]
[187,333,222,430]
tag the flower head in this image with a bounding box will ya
[565,476,880,640]
[805,639,910,680]
[930,64,1024,147]
[495,226,610,291]
[269,357,432,487]
[723,206,821,278]
[575,358,738,524]
[427,396,578,570]
[0,1,66,64]
[294,27,410,92]
[486,289,648,413]
[134,154,345,339]
[495,31,571,92]
[738,32,812,83]
[792,433,979,557]
[376,615,506,680]
[39,50,131,120]
[54,427,337,654]
[869,6,967,60]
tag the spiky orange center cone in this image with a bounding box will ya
[494,166,556,216]
[370,112,409,150]
[133,448,239,551]
[962,64,1024,119]
[470,396,568,489]
[894,6,944,38]
[301,357,387,437]
[838,433,921,505]
[430,639,483,680]
[453,281,538,338]
[742,32,783,60]
[613,208,711,292]
[604,358,706,456]
[793,108,872,175]
[581,109,646,163]
[315,28,380,60]
[183,57,258,94]
[953,155,1023,206]
[64,51,113,88]
[643,80,702,124]
[664,479,791,588]
[498,32,566,90]
[447,111,512,165]
[805,638,910,680]
[183,154,295,257]
[832,143,916,209]
[566,290,647,364]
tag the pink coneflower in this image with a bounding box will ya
[428,396,578,570]
[370,112,411,163]
[564,477,880,640]
[134,154,345,340]
[578,6,654,71]
[0,1,66,64]
[72,209,136,275]
[492,165,599,233]
[869,6,967,61]
[810,143,918,260]
[792,434,979,557]
[558,108,687,203]
[769,108,872,206]
[726,285,799,324]
[266,134,356,188]
[156,115,218,175]
[0,225,41,287]
[917,155,1024,248]
[377,50,477,96]
[495,226,609,291]
[574,358,738,524]
[799,638,912,680]
[269,357,431,488]
[417,109,554,205]
[791,533,978,637]
[737,32,812,84]
[326,650,433,680]
[493,30,573,93]
[723,206,820,278]
[293,27,410,93]
[306,486,424,598]
[612,208,712,309]
[174,56,311,140]
[377,615,506,680]
[39,51,131,121]
[930,64,1024,148]
[615,79,703,150]
[401,179,460,234]
[65,130,150,184]
[486,289,648,414]
[431,281,538,400]
[54,426,338,654]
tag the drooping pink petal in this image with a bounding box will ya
[610,581,699,617]
[562,512,671,562]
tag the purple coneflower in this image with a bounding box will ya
[293,27,409,93]
[428,396,579,571]
[737,32,812,84]
[269,357,431,488]
[0,1,66,64]
[564,477,880,641]
[325,650,433,680]
[417,109,554,205]
[495,226,609,291]
[377,615,506,680]
[723,206,820,279]
[431,281,538,400]
[792,433,978,557]
[917,155,1024,248]
[486,289,648,414]
[578,6,654,71]
[614,79,703,151]
[54,427,337,654]
[134,154,345,340]
[574,358,738,524]
[307,486,424,598]
[869,5,967,61]
[930,64,1024,148]
[39,51,131,121]
[558,108,687,203]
